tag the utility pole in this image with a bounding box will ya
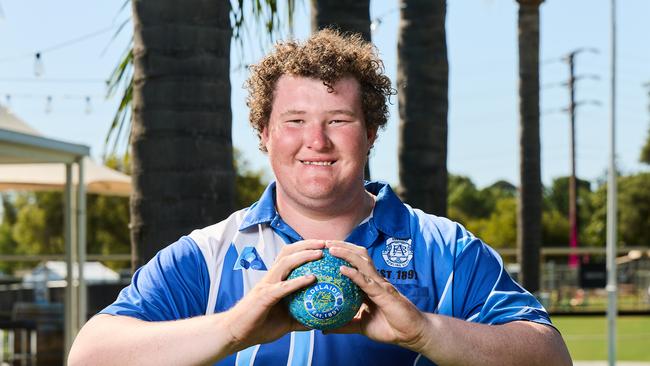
[563,48,599,268]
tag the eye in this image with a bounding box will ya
[329,119,345,124]
[286,119,304,124]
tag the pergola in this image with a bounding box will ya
[0,106,92,356]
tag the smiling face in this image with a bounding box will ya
[261,75,377,214]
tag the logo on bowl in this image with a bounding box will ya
[303,282,344,320]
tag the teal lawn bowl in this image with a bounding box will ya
[286,249,363,330]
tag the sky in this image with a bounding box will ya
[0,0,648,189]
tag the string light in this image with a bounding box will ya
[370,5,404,32]
[34,53,44,77]
[84,96,92,114]
[1,92,103,114]
[45,96,52,114]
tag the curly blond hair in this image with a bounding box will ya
[245,29,393,151]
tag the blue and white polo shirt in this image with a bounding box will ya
[101,181,552,366]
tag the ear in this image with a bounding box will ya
[366,126,378,150]
[260,124,270,152]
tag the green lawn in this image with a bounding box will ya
[552,315,650,361]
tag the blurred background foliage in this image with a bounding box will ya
[0,151,268,274]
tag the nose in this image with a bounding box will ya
[305,122,332,151]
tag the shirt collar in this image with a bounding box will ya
[239,181,411,239]
[239,182,278,231]
[364,181,411,239]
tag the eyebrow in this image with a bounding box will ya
[279,109,306,117]
[278,109,357,117]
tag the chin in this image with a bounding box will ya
[298,186,335,200]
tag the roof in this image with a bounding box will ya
[0,105,89,164]
[0,105,131,196]
[23,261,120,283]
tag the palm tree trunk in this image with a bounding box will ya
[311,0,372,180]
[130,0,235,269]
[311,0,371,40]
[516,0,543,293]
[398,0,448,216]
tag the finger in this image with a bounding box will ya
[339,265,386,298]
[328,246,376,276]
[268,249,323,282]
[354,303,370,319]
[280,240,326,256]
[268,274,317,301]
[325,240,366,255]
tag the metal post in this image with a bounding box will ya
[64,163,75,360]
[77,158,87,329]
[606,0,618,364]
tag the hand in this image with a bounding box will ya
[223,239,325,352]
[325,240,430,352]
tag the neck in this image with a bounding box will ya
[276,185,375,240]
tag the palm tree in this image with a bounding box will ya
[516,0,543,293]
[311,0,371,40]
[311,0,372,180]
[129,0,235,268]
[398,0,449,216]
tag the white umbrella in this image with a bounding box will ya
[0,156,130,196]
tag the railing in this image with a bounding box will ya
[0,254,131,262]
[0,320,37,366]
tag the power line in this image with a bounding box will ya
[0,24,117,64]
[0,77,107,84]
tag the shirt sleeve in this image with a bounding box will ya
[452,228,552,326]
[99,236,210,321]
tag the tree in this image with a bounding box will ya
[448,175,487,222]
[516,0,543,293]
[129,0,235,269]
[233,149,267,209]
[471,197,518,249]
[398,0,449,216]
[545,176,594,248]
[0,152,266,274]
[584,173,650,247]
[311,0,372,179]
[0,194,20,273]
[311,0,370,40]
[641,126,650,164]
[547,177,591,217]
[3,190,130,271]
[641,85,650,164]
[447,176,518,249]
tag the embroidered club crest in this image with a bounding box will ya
[381,238,413,268]
[233,246,268,271]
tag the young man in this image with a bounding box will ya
[69,30,571,366]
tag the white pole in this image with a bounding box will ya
[606,0,618,365]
